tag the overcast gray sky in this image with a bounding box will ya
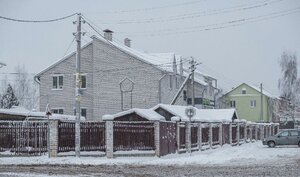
[0,0,300,95]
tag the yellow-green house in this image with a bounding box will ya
[222,83,277,122]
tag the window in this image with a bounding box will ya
[279,131,289,137]
[242,88,246,94]
[250,100,256,108]
[52,108,63,114]
[81,75,86,89]
[290,131,299,136]
[74,108,87,118]
[53,75,63,89]
[81,108,87,118]
[230,100,236,108]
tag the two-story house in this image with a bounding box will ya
[221,83,278,122]
[35,30,217,120]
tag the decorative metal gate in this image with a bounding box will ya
[0,121,47,155]
[160,122,176,156]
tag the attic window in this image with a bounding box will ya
[242,88,246,94]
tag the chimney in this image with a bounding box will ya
[172,55,177,75]
[179,57,183,76]
[103,29,113,41]
[124,38,131,47]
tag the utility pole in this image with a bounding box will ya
[260,83,263,122]
[75,13,82,158]
[190,58,195,107]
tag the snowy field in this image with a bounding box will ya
[0,141,299,176]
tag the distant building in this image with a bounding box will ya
[35,30,218,120]
[221,83,279,122]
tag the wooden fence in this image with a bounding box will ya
[0,120,279,157]
[58,121,105,152]
[0,121,47,155]
[113,121,155,151]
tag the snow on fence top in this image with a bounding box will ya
[0,106,85,121]
[152,104,238,122]
[102,108,165,121]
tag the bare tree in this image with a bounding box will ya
[278,51,299,104]
[14,65,39,110]
[278,51,300,123]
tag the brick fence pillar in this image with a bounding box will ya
[209,123,213,148]
[219,123,223,146]
[198,122,202,150]
[154,121,160,157]
[186,122,191,153]
[244,123,248,143]
[176,121,181,152]
[49,120,59,158]
[237,123,240,145]
[105,121,114,158]
[255,124,258,141]
[229,123,232,145]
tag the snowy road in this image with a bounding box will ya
[0,142,299,176]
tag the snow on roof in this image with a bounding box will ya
[153,104,238,122]
[105,108,165,121]
[248,84,279,99]
[0,106,85,121]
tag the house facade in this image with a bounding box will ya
[35,31,217,120]
[221,83,278,122]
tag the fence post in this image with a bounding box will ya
[229,123,232,145]
[186,122,191,153]
[198,122,202,151]
[272,124,275,136]
[262,125,265,140]
[237,123,240,145]
[176,121,180,152]
[276,124,279,134]
[249,124,253,142]
[154,121,160,157]
[219,123,223,146]
[105,121,114,158]
[49,120,59,158]
[244,123,248,143]
[255,124,258,141]
[209,123,213,149]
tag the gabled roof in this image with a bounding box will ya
[35,42,93,77]
[103,108,165,121]
[35,35,210,86]
[223,83,279,99]
[152,104,238,122]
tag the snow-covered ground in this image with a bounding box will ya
[0,141,299,166]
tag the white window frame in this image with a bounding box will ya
[230,100,236,108]
[250,100,256,108]
[74,74,87,89]
[73,107,87,118]
[52,74,64,90]
[51,108,64,114]
[242,88,246,94]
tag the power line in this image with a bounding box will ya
[62,37,76,58]
[87,0,207,14]
[101,0,284,24]
[118,7,300,37]
[0,13,77,23]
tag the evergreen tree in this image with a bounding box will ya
[1,84,19,109]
